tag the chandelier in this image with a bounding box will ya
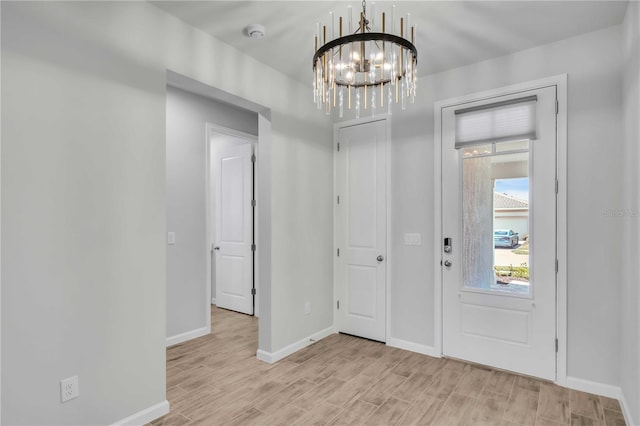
[313,1,417,117]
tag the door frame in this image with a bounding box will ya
[206,122,259,321]
[433,74,568,385]
[333,115,392,342]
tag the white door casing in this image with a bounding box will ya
[441,86,558,380]
[335,119,387,342]
[214,142,254,315]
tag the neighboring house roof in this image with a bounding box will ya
[494,192,529,209]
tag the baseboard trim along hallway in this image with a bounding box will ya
[110,400,169,426]
[257,325,335,364]
[166,326,210,347]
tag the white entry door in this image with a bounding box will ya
[214,142,254,315]
[441,86,557,380]
[335,119,387,342]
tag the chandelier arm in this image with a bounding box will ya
[312,32,417,70]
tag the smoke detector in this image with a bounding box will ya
[245,24,266,39]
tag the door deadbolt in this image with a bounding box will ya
[444,237,452,253]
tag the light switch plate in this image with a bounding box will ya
[404,233,421,246]
[167,232,176,245]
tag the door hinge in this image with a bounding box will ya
[251,288,256,296]
[337,248,340,257]
[337,300,340,309]
[556,100,559,115]
[252,199,256,207]
[337,142,340,152]
[555,259,559,273]
[555,179,559,194]
[251,244,256,252]
[555,338,559,352]
[337,195,340,205]
[251,154,256,163]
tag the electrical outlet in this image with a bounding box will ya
[60,376,79,403]
[304,301,311,315]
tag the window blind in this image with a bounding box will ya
[454,95,537,149]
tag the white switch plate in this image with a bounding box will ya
[60,376,79,403]
[167,232,176,245]
[404,233,422,246]
[304,302,311,315]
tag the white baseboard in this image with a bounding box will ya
[111,400,170,426]
[565,376,621,400]
[166,325,210,347]
[211,298,216,305]
[256,325,335,364]
[386,337,440,358]
[619,388,636,426]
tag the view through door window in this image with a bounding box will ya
[462,140,530,296]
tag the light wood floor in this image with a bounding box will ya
[152,306,626,426]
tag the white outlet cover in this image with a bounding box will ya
[404,233,422,246]
[60,376,79,403]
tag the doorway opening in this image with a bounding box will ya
[165,70,273,356]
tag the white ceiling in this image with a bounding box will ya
[151,1,629,85]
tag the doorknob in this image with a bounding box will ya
[213,246,220,251]
[377,255,384,262]
[444,260,452,267]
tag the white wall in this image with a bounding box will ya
[621,2,640,424]
[337,24,624,389]
[1,3,168,424]
[166,85,257,340]
[1,1,333,424]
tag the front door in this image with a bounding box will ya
[214,142,254,315]
[335,119,387,342]
[441,86,557,380]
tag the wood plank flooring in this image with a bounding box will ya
[151,306,625,426]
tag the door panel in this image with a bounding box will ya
[215,142,253,315]
[442,86,557,380]
[336,119,387,342]
[347,265,378,319]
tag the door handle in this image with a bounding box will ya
[377,255,384,262]
[444,260,452,267]
[213,246,220,251]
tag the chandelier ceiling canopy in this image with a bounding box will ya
[313,1,418,117]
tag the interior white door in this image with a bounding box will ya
[335,119,387,342]
[215,142,253,315]
[441,86,557,380]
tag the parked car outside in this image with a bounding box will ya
[494,229,519,248]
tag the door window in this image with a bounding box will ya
[461,140,530,296]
